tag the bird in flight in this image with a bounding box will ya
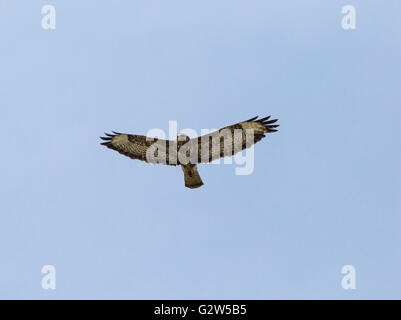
[100,116,279,189]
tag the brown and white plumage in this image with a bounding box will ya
[189,115,278,163]
[100,133,178,165]
[100,116,279,188]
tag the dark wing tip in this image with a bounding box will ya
[100,131,121,145]
[265,121,279,132]
[245,115,279,133]
[263,119,278,125]
[258,115,271,122]
[261,116,278,133]
[245,116,259,122]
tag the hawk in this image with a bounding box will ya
[100,116,279,189]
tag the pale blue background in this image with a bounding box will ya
[0,0,400,299]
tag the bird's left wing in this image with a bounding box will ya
[100,132,178,166]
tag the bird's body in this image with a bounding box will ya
[100,116,279,189]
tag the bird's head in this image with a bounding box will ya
[177,133,190,143]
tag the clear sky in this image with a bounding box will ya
[0,0,400,299]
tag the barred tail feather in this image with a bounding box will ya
[182,165,204,189]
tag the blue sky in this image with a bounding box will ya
[0,0,400,299]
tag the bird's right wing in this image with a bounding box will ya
[189,115,279,164]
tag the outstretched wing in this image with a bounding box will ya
[190,115,279,164]
[100,132,178,166]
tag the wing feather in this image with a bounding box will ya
[100,133,178,166]
[190,115,279,164]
